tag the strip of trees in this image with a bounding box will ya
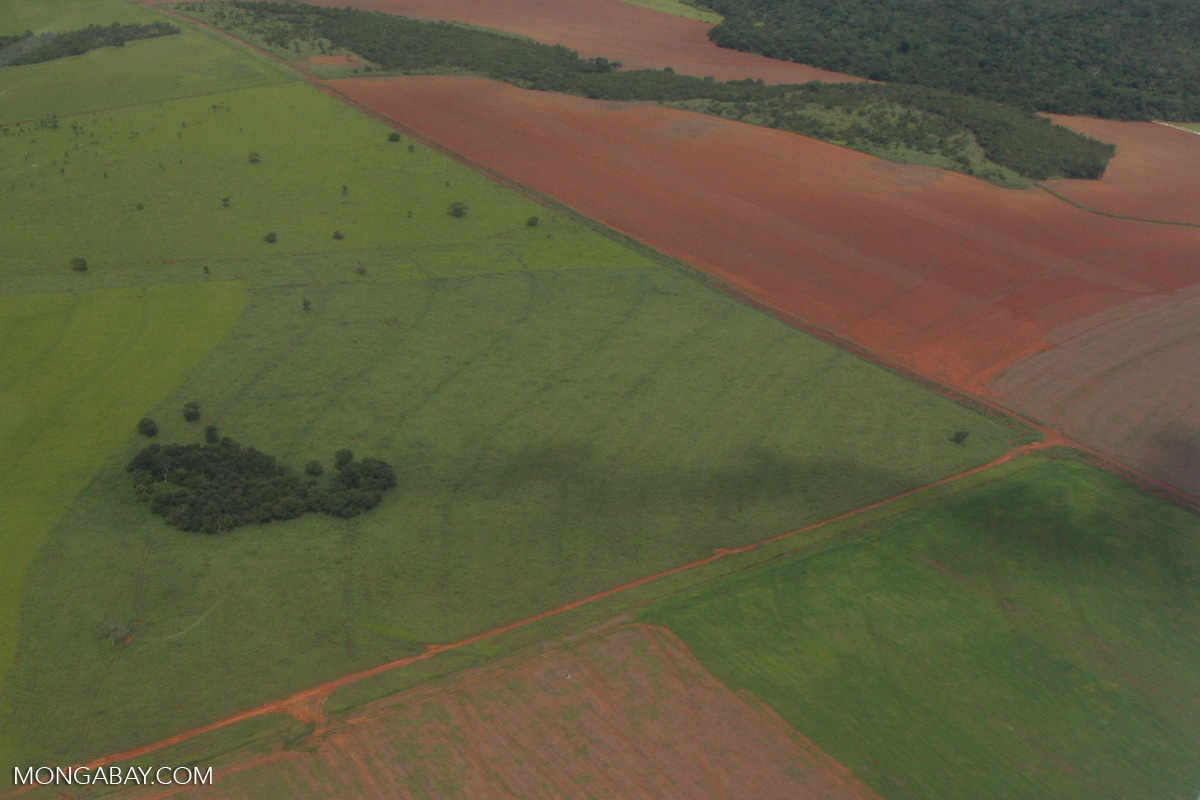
[0,22,179,68]
[183,2,1113,181]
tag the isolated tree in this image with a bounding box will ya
[205,424,220,443]
[302,298,312,312]
[447,201,467,218]
[407,144,415,153]
[950,430,971,444]
[221,196,230,207]
[333,230,345,240]
[248,151,260,164]
[341,184,348,196]
[70,257,88,272]
[183,401,200,422]
[526,216,539,227]
[135,202,144,210]
[387,132,401,142]
[137,417,158,437]
[264,232,277,243]
[305,460,324,476]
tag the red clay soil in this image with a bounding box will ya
[1042,116,1200,225]
[326,76,1199,398]
[268,0,860,84]
[990,284,1200,498]
[119,626,883,800]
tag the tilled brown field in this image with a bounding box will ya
[259,0,860,83]
[1042,116,1200,225]
[121,626,882,800]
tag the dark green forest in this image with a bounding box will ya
[703,0,1200,120]
[0,22,179,68]
[180,2,1114,181]
[128,439,397,534]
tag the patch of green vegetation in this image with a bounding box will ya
[612,0,722,24]
[704,0,1200,121]
[0,282,246,771]
[12,260,1024,762]
[0,0,153,35]
[643,457,1200,800]
[0,10,290,123]
[177,1,1114,182]
[0,22,180,68]
[0,81,639,276]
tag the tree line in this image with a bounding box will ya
[128,437,397,534]
[702,0,1200,121]
[0,22,179,68]
[184,2,1113,181]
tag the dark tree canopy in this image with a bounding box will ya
[127,438,397,534]
[0,22,179,68]
[702,0,1200,120]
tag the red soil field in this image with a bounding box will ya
[121,626,882,800]
[990,285,1200,498]
[262,0,860,84]
[1042,116,1200,225]
[327,76,1199,397]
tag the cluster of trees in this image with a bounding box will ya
[186,2,1113,181]
[702,0,1200,120]
[0,22,179,68]
[127,438,397,534]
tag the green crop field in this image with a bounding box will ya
[0,283,245,770]
[0,5,291,124]
[613,0,722,23]
[0,81,645,277]
[644,456,1200,800]
[10,252,1024,762]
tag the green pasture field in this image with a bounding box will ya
[0,283,246,770]
[0,81,644,277]
[0,6,291,124]
[1168,121,1200,133]
[614,0,722,23]
[644,456,1200,800]
[11,255,1025,762]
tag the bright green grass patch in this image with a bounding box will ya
[0,81,642,276]
[0,282,246,771]
[643,457,1200,800]
[1167,121,1200,133]
[0,13,290,123]
[12,263,1024,762]
[613,0,722,23]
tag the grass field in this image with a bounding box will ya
[644,456,1200,800]
[0,5,291,124]
[10,257,1025,763]
[0,81,646,277]
[0,283,246,771]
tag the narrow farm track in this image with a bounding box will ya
[6,439,1050,791]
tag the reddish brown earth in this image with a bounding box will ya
[991,285,1200,497]
[263,0,860,84]
[120,626,883,800]
[327,76,1199,397]
[1043,116,1200,225]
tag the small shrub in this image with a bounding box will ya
[248,152,260,164]
[305,460,324,476]
[221,196,230,207]
[333,230,345,240]
[407,144,415,153]
[183,401,200,422]
[447,201,467,218]
[950,430,971,445]
[204,424,220,443]
[264,232,277,243]
[526,216,540,227]
[334,449,354,470]
[135,202,144,211]
[387,132,401,142]
[137,417,158,437]
[70,257,88,272]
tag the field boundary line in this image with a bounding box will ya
[1153,121,1200,137]
[1032,182,1200,228]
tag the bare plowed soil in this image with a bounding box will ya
[1042,116,1200,225]
[125,626,882,800]
[280,0,860,83]
[991,285,1200,497]
[328,76,1199,397]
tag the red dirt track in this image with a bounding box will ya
[118,626,883,800]
[261,0,860,83]
[328,76,1199,398]
[1043,116,1200,225]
